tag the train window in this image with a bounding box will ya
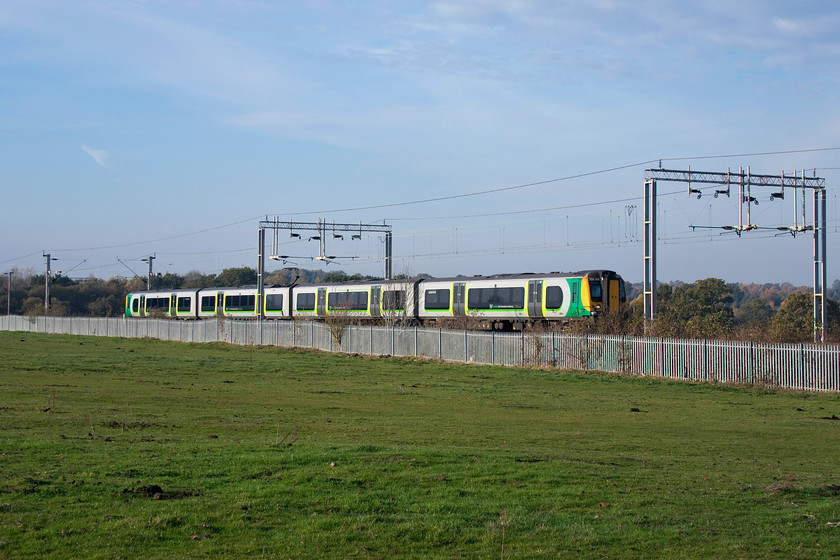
[328,291,368,311]
[382,290,405,311]
[132,299,139,313]
[545,286,563,310]
[177,297,191,312]
[266,294,284,311]
[225,294,256,312]
[201,296,215,312]
[467,287,524,310]
[147,297,168,311]
[296,292,316,311]
[589,280,602,301]
[620,280,627,302]
[424,289,450,311]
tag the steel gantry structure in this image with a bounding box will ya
[643,167,827,342]
[256,218,393,322]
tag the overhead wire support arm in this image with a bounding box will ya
[258,219,392,234]
[645,168,825,189]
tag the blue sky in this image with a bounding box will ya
[1,0,839,286]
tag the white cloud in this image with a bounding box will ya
[82,144,109,168]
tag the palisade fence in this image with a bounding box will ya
[2,315,839,392]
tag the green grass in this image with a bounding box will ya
[1,331,840,558]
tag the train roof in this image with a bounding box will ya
[415,270,620,283]
[292,278,419,290]
[292,270,621,288]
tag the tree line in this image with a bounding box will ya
[0,266,377,319]
[2,266,838,344]
[619,278,840,343]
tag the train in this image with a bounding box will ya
[125,269,626,330]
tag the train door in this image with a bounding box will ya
[169,294,177,317]
[316,287,328,316]
[370,286,381,317]
[609,277,620,312]
[139,295,146,317]
[217,292,224,316]
[453,283,466,316]
[528,280,544,318]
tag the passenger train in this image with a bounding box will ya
[125,270,626,330]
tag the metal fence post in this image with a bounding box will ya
[464,329,468,363]
[800,343,806,387]
[660,338,665,377]
[492,330,495,365]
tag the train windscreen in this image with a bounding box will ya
[589,279,602,301]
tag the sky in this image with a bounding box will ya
[1,0,839,287]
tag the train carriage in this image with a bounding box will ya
[417,270,625,330]
[126,269,625,331]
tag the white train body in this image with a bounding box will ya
[125,270,625,330]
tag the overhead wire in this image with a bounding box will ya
[41,148,840,252]
[0,250,44,266]
[346,226,840,267]
[5,146,838,271]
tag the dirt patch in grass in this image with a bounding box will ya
[102,420,157,429]
[816,485,840,497]
[123,485,200,500]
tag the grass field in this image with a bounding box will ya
[1,331,840,558]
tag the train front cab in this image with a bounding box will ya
[125,290,200,319]
[125,293,143,317]
[582,270,626,315]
